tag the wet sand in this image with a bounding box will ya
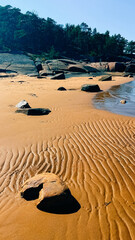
[0,75,135,240]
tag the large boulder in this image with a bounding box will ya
[51,73,65,80]
[125,64,135,73]
[81,84,101,92]
[108,62,126,72]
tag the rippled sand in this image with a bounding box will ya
[0,75,134,240]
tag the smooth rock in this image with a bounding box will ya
[16,100,31,109]
[57,87,67,91]
[20,173,68,201]
[81,84,101,92]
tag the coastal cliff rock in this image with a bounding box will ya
[0,53,38,75]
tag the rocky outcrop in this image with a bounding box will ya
[81,84,101,92]
[0,53,38,75]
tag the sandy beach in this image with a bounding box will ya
[0,75,134,240]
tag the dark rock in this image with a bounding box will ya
[81,84,101,92]
[16,100,31,109]
[125,64,135,73]
[108,62,126,72]
[51,73,65,80]
[57,87,67,91]
[16,108,51,116]
[99,75,112,81]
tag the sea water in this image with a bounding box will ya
[93,78,135,117]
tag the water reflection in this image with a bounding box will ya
[93,80,135,117]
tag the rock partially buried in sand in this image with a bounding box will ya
[20,173,80,214]
[16,108,51,116]
[20,173,68,201]
[16,100,31,109]
[81,84,101,92]
[57,87,67,91]
[120,99,127,104]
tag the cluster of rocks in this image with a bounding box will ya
[15,100,51,116]
[37,59,135,79]
[0,52,134,79]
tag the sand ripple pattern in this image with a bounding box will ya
[0,119,135,239]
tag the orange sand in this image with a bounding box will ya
[0,75,134,240]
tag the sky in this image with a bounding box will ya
[0,0,134,41]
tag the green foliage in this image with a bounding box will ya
[0,5,133,60]
[125,41,135,54]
